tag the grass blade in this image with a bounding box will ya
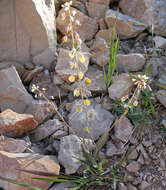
[0,176,42,190]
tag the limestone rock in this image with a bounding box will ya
[0,109,38,138]
[114,117,133,143]
[108,73,134,100]
[29,119,65,142]
[0,136,28,153]
[55,48,90,83]
[0,67,33,113]
[154,36,166,49]
[58,134,94,174]
[117,53,146,72]
[68,100,114,140]
[56,7,98,41]
[126,161,140,173]
[105,9,147,39]
[0,0,57,67]
[0,151,60,190]
[25,100,55,124]
[86,2,109,19]
[119,0,166,36]
[157,90,166,108]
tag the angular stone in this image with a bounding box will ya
[91,38,109,67]
[56,7,98,41]
[154,36,166,49]
[29,71,68,99]
[89,0,110,5]
[128,148,138,160]
[0,136,28,153]
[126,161,140,173]
[108,73,134,100]
[0,151,60,190]
[106,140,118,156]
[69,65,107,95]
[105,9,146,39]
[114,117,133,143]
[0,0,57,67]
[95,29,113,44]
[25,100,54,124]
[157,90,166,108]
[58,134,94,174]
[0,67,33,113]
[119,0,166,36]
[55,49,90,83]
[29,119,64,142]
[117,53,146,72]
[68,100,114,140]
[86,2,109,19]
[162,120,166,128]
[0,109,38,138]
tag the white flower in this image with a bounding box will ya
[72,10,76,16]
[75,20,81,26]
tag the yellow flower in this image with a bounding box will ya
[70,62,74,69]
[69,52,74,59]
[76,107,82,112]
[79,55,85,63]
[78,71,83,80]
[74,89,80,97]
[83,127,90,134]
[89,112,94,119]
[85,77,91,85]
[84,99,90,106]
[68,75,75,83]
[74,62,78,69]
[133,100,138,107]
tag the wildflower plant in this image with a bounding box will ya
[60,1,93,136]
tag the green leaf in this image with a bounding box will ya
[0,176,42,190]
[156,82,166,90]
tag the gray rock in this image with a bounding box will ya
[119,0,166,36]
[154,36,166,49]
[51,130,68,140]
[117,53,146,72]
[161,120,166,128]
[49,182,75,190]
[25,100,55,124]
[105,9,147,39]
[157,90,166,108]
[0,0,56,67]
[58,134,94,174]
[0,67,33,113]
[114,117,133,143]
[106,140,118,156]
[126,161,140,173]
[55,48,90,83]
[29,119,64,142]
[68,100,114,140]
[108,73,134,100]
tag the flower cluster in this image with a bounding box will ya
[132,74,151,90]
[61,1,92,109]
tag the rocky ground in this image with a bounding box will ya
[0,0,166,190]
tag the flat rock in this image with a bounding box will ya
[156,90,166,108]
[86,2,109,19]
[108,73,134,100]
[25,100,55,124]
[0,67,34,113]
[114,116,133,143]
[58,134,94,174]
[95,28,114,44]
[68,100,114,140]
[29,71,68,99]
[55,48,90,83]
[29,119,65,142]
[69,65,107,95]
[56,7,98,41]
[119,0,166,36]
[0,136,28,153]
[0,109,38,138]
[91,38,109,67]
[105,9,146,39]
[0,151,60,190]
[126,161,140,173]
[89,0,110,5]
[117,53,146,72]
[154,36,166,49]
[0,0,57,67]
